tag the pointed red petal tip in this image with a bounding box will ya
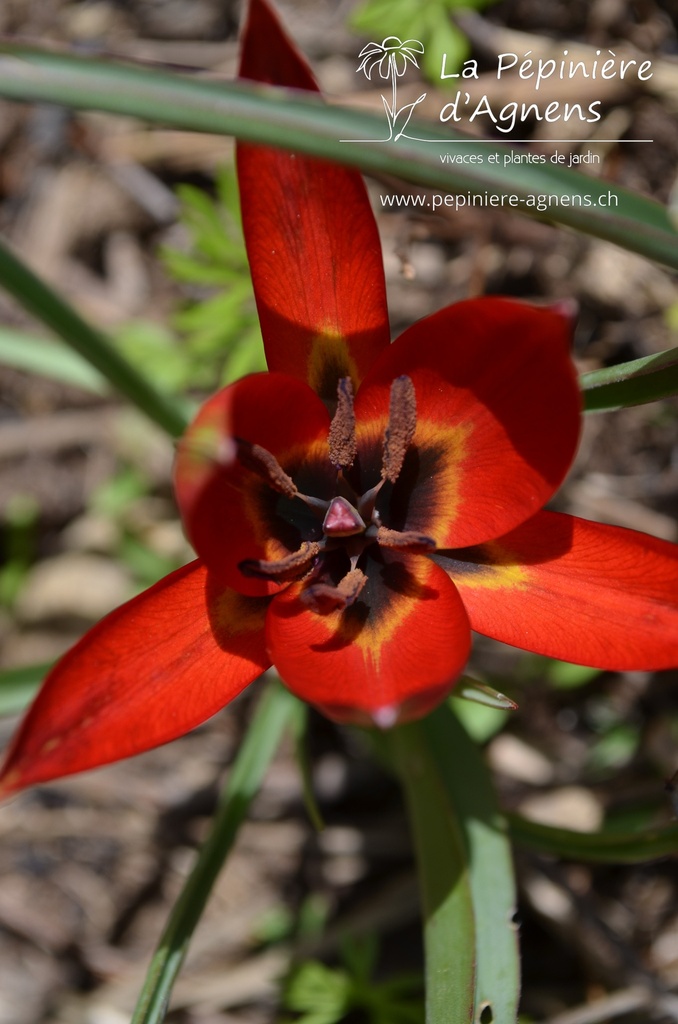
[236,0,391,402]
[240,0,318,90]
[0,564,270,796]
[439,510,678,671]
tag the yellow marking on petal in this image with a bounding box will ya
[412,417,472,542]
[355,414,473,544]
[307,329,359,401]
[351,565,437,672]
[450,543,531,591]
[208,586,270,635]
[308,558,440,675]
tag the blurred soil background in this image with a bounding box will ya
[0,0,677,1021]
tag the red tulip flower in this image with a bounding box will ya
[1,0,678,796]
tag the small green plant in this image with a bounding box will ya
[160,166,265,388]
[281,935,423,1024]
[351,0,501,82]
[0,495,39,608]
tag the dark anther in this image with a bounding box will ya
[382,375,416,483]
[236,440,298,500]
[239,541,321,581]
[301,567,367,613]
[376,526,436,552]
[328,377,357,470]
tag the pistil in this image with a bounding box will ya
[235,374,427,604]
[323,496,366,537]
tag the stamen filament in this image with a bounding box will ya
[236,440,298,499]
[301,567,367,613]
[239,540,321,581]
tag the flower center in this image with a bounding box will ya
[238,375,436,611]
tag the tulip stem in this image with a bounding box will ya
[391,719,476,1023]
[389,703,520,1023]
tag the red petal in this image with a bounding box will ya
[436,510,678,669]
[266,550,470,725]
[0,562,270,795]
[174,372,333,595]
[353,298,581,548]
[237,0,390,403]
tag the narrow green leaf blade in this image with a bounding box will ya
[423,704,520,1024]
[0,328,107,392]
[581,346,678,411]
[456,676,518,711]
[131,680,299,1024]
[508,813,678,863]
[0,48,676,269]
[0,238,188,437]
[288,699,325,832]
[392,720,476,1024]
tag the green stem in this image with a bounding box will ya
[391,721,476,1024]
[0,237,187,437]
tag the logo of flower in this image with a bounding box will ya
[1,0,677,795]
[357,36,424,80]
[356,36,426,141]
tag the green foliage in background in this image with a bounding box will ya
[160,166,265,388]
[0,495,38,608]
[282,935,423,1024]
[99,166,266,404]
[351,0,500,82]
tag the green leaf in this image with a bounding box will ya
[421,7,470,83]
[456,677,518,711]
[508,814,678,863]
[422,705,520,1024]
[543,660,602,690]
[288,700,325,832]
[0,49,676,269]
[0,237,187,437]
[114,321,191,395]
[131,680,299,1024]
[587,723,640,776]
[283,960,352,1024]
[0,327,107,392]
[0,661,49,716]
[581,346,678,410]
[391,716,476,1023]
